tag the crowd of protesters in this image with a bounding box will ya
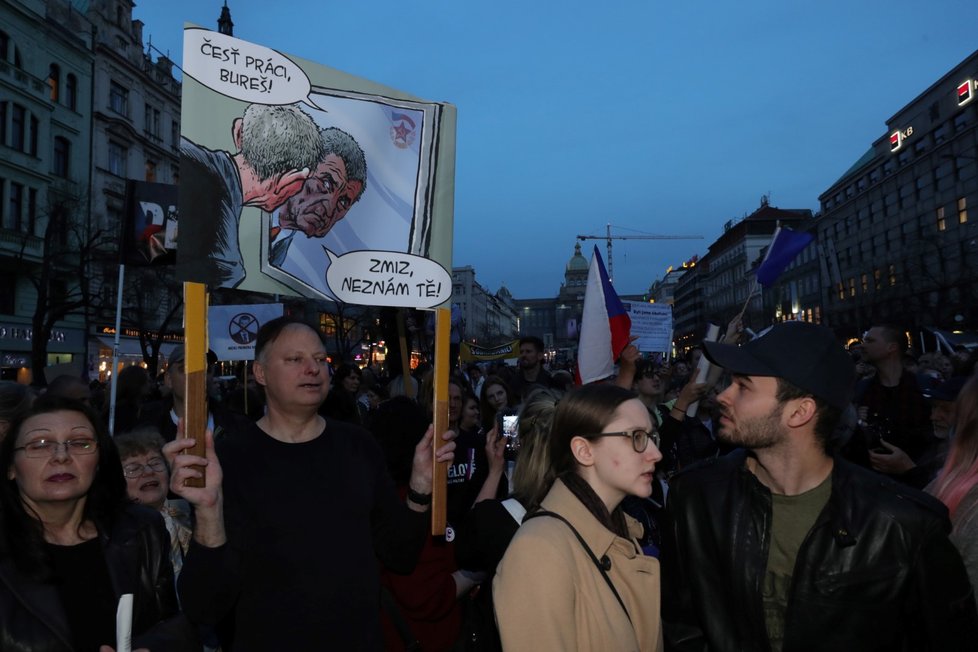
[0,318,977,650]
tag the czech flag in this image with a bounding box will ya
[576,246,631,385]
[755,226,814,288]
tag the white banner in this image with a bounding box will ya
[208,304,284,361]
[623,301,673,353]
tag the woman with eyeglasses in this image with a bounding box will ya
[115,428,192,579]
[0,395,197,651]
[493,384,664,651]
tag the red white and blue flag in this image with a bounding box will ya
[576,246,631,385]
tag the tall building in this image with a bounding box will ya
[86,0,184,372]
[452,265,518,345]
[816,48,978,338]
[0,0,94,382]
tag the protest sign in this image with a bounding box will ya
[178,26,456,309]
[623,301,673,353]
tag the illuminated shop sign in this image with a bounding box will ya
[958,79,975,106]
[889,126,913,152]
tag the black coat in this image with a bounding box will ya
[661,450,978,652]
[0,505,197,651]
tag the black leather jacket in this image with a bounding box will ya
[661,450,978,652]
[0,505,198,652]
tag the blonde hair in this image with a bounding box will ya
[511,388,563,511]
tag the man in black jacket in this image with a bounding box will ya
[166,317,456,650]
[661,321,978,652]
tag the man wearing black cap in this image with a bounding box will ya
[661,321,977,652]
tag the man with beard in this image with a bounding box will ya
[509,336,556,403]
[269,127,366,266]
[661,321,977,652]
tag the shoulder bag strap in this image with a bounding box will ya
[524,510,631,623]
[501,498,527,524]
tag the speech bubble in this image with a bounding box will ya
[324,248,452,309]
[183,28,323,110]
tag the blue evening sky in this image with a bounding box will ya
[132,0,978,299]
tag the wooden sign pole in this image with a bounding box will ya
[182,282,208,487]
[430,306,450,535]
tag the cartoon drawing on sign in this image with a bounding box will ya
[269,127,366,266]
[178,27,455,308]
[179,103,323,288]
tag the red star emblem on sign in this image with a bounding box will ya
[393,122,411,140]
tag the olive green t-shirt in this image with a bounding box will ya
[762,474,832,652]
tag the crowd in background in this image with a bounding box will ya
[0,320,977,651]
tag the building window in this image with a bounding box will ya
[171,120,179,148]
[109,82,128,115]
[11,104,25,150]
[48,64,60,102]
[0,101,6,146]
[145,160,156,182]
[65,74,77,111]
[861,273,868,293]
[27,187,37,234]
[28,116,38,156]
[848,278,856,297]
[959,197,968,224]
[888,264,896,287]
[874,268,881,290]
[5,182,23,230]
[53,137,70,177]
[144,104,160,138]
[108,141,127,176]
[937,206,946,231]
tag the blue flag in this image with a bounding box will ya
[756,227,814,287]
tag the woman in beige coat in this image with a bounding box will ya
[493,384,664,651]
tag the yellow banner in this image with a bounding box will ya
[460,340,520,362]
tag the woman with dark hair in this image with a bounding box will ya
[479,375,514,432]
[493,384,664,651]
[929,375,978,592]
[319,363,365,425]
[0,395,196,651]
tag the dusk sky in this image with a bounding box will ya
[132,0,978,299]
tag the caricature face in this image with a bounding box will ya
[279,154,364,238]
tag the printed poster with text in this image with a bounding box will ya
[177,26,456,309]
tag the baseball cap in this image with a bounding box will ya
[702,322,855,409]
[923,376,968,402]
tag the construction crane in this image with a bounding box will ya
[577,224,704,283]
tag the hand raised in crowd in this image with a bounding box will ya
[614,336,641,389]
[484,423,506,475]
[671,381,708,417]
[407,425,457,511]
[869,440,916,474]
[723,315,745,344]
[164,427,226,547]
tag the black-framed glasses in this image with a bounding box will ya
[122,459,168,478]
[582,429,660,453]
[14,439,99,458]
